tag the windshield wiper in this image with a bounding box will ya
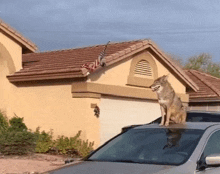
[111,159,137,163]
[85,159,136,163]
[84,159,96,161]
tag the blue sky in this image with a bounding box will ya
[1,0,220,63]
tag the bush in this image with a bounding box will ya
[55,131,94,157]
[0,130,36,155]
[77,139,94,157]
[0,111,9,132]
[0,113,36,155]
[55,131,81,154]
[34,127,55,153]
[8,115,27,132]
[35,130,94,157]
[0,111,94,157]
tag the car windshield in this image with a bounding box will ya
[88,128,204,165]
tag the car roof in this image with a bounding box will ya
[134,122,220,130]
[188,110,220,114]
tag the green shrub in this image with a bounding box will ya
[0,113,36,155]
[78,139,94,157]
[35,130,94,157]
[8,115,27,132]
[55,131,94,157]
[0,111,94,157]
[56,131,81,153]
[34,127,55,153]
[0,111,9,132]
[0,130,36,155]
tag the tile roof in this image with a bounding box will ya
[7,39,198,92]
[8,40,142,81]
[0,19,37,53]
[185,70,220,102]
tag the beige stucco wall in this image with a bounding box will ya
[0,32,22,117]
[9,84,100,147]
[87,58,132,86]
[87,50,186,94]
[0,32,22,72]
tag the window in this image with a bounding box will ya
[88,128,203,165]
[197,130,220,170]
[203,130,220,157]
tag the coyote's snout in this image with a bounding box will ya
[150,75,186,126]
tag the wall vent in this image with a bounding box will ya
[134,60,153,77]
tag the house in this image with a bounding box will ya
[1,19,198,146]
[185,70,220,112]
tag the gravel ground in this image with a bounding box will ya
[0,153,80,174]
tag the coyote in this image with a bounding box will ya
[150,75,186,126]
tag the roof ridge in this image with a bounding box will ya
[104,39,150,63]
[189,70,220,96]
[192,69,220,80]
[80,39,150,73]
[24,39,149,55]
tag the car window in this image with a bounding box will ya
[150,112,220,124]
[88,128,204,166]
[187,113,220,122]
[202,130,220,158]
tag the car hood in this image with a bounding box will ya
[49,161,177,174]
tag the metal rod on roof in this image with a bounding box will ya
[98,41,110,67]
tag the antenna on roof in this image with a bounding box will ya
[98,41,110,67]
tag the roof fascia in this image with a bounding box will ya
[0,20,37,53]
[86,40,198,92]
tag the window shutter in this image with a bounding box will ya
[134,60,153,77]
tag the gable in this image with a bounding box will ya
[87,49,186,94]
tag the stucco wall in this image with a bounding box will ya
[87,58,132,86]
[87,50,186,94]
[9,84,100,147]
[0,33,22,117]
[0,32,22,72]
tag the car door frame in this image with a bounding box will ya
[193,125,220,173]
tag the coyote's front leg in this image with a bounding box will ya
[160,105,166,126]
[165,108,171,126]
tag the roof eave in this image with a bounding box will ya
[189,95,220,103]
[0,20,37,53]
[189,97,220,103]
[7,69,85,83]
[148,43,199,92]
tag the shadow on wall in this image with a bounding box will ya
[0,42,16,75]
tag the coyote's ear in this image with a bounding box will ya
[162,75,169,81]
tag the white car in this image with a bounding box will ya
[48,122,220,174]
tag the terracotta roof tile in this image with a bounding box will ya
[185,70,220,101]
[7,40,143,81]
[7,39,199,93]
